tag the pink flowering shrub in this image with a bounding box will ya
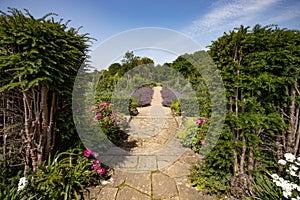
[91,102,125,145]
[192,118,209,152]
[84,148,106,175]
[178,117,209,152]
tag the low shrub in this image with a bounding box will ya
[170,100,181,115]
[1,148,108,200]
[28,148,107,199]
[130,86,154,107]
[177,117,208,152]
[161,87,188,107]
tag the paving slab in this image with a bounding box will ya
[177,181,202,200]
[152,172,178,199]
[97,187,118,200]
[125,172,152,195]
[116,186,151,200]
[111,171,127,187]
[163,161,191,178]
[137,155,157,170]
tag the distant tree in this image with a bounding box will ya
[108,63,121,76]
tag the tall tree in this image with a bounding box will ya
[0,8,90,174]
[208,24,299,198]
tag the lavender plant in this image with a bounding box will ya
[160,87,188,107]
[130,86,154,107]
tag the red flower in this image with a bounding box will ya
[84,149,92,157]
[104,125,109,129]
[199,133,204,138]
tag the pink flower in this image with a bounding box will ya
[196,119,207,125]
[116,117,120,121]
[92,163,99,170]
[200,140,205,145]
[97,167,105,175]
[100,102,109,107]
[114,123,118,127]
[96,113,102,120]
[91,119,95,123]
[181,111,186,115]
[104,125,109,129]
[84,149,92,157]
[94,160,100,165]
[199,133,204,138]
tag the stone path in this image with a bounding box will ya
[84,87,217,199]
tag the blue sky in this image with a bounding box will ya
[1,0,299,65]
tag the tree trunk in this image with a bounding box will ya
[287,85,296,154]
[20,85,57,173]
[294,107,300,155]
[22,89,33,174]
[240,134,247,174]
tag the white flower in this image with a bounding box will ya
[274,180,282,187]
[290,170,298,177]
[285,153,296,162]
[271,174,280,180]
[283,190,292,198]
[279,159,287,165]
[17,177,28,191]
[279,177,285,184]
[297,185,300,192]
[291,164,299,171]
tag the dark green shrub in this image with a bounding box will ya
[189,124,234,197]
[129,98,139,116]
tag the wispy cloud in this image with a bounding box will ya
[267,1,300,23]
[183,0,280,38]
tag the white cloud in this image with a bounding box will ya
[183,0,280,38]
